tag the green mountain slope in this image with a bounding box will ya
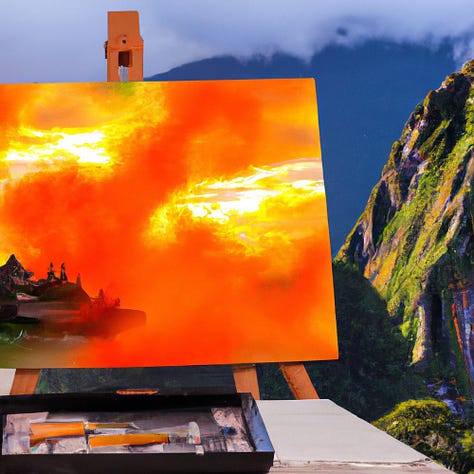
[337,61,474,396]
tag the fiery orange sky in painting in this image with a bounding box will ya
[0,79,337,368]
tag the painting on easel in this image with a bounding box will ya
[0,78,337,368]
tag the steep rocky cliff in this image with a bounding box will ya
[338,61,474,395]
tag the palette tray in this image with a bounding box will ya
[0,392,274,473]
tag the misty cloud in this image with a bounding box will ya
[1,0,474,83]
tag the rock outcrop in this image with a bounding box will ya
[338,61,474,395]
[0,254,34,287]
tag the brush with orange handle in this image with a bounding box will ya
[89,433,169,448]
[29,421,137,447]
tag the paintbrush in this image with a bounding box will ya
[88,433,169,448]
[29,421,137,446]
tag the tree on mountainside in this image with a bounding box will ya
[374,399,474,473]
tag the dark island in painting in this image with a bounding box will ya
[0,254,145,366]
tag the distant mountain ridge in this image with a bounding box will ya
[338,60,474,396]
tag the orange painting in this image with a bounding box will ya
[0,79,337,368]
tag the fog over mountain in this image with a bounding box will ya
[1,0,473,83]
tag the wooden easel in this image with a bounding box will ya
[10,10,319,401]
[233,363,318,400]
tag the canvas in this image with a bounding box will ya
[0,79,337,368]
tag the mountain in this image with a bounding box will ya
[337,61,474,396]
[0,254,34,286]
[0,254,35,300]
[147,40,456,252]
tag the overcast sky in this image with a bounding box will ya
[1,0,474,83]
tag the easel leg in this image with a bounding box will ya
[10,369,40,395]
[232,364,260,400]
[279,363,319,399]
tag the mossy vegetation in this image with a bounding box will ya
[344,69,474,375]
[374,399,474,473]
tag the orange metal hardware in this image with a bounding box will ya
[105,11,144,82]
